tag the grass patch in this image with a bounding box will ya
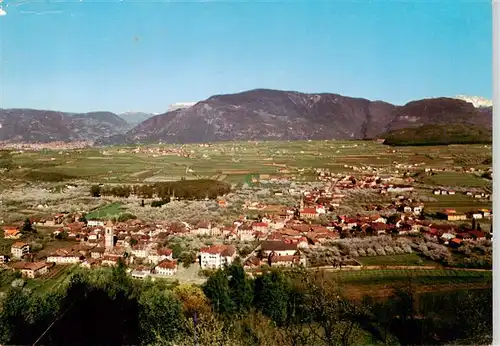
[86,202,123,220]
[354,253,437,267]
[25,264,76,293]
[422,172,490,188]
[329,268,492,286]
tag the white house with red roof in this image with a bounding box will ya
[199,244,237,269]
[155,259,178,276]
[300,208,318,219]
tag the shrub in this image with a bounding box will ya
[366,248,376,256]
[402,245,412,253]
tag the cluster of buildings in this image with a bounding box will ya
[0,169,493,280]
[0,141,91,151]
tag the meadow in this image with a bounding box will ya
[3,141,492,186]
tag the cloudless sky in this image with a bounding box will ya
[0,0,492,113]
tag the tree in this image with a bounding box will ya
[21,219,34,234]
[138,287,183,345]
[253,270,290,326]
[228,263,254,314]
[203,270,234,315]
[173,284,210,317]
[179,251,196,268]
[90,185,101,197]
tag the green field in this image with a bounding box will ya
[25,264,77,293]
[329,268,492,286]
[2,141,491,185]
[86,202,123,219]
[422,172,490,188]
[354,253,438,267]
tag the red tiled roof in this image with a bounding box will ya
[157,259,177,269]
[200,245,236,257]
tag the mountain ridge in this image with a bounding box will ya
[1,89,492,144]
[97,89,492,145]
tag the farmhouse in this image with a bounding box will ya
[11,242,29,259]
[19,261,49,279]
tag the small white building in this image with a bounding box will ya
[155,259,178,276]
[131,267,151,280]
[11,242,29,259]
[87,220,105,227]
[47,250,81,264]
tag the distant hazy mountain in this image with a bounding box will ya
[0,109,129,143]
[118,112,156,126]
[96,89,492,145]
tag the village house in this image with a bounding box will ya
[438,210,467,221]
[193,220,212,236]
[90,247,105,259]
[11,242,29,259]
[101,253,124,266]
[155,259,178,276]
[3,227,21,239]
[87,220,105,228]
[0,255,10,264]
[237,223,255,242]
[467,211,483,220]
[268,254,306,268]
[18,261,49,279]
[300,208,318,219]
[252,222,269,233]
[440,232,456,245]
[468,230,486,241]
[199,244,237,269]
[47,249,82,264]
[260,241,298,257]
[131,266,151,280]
[147,248,173,264]
[131,244,150,258]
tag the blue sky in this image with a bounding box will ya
[0,0,492,113]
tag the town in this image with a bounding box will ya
[0,168,492,283]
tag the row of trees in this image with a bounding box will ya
[90,179,231,200]
[0,261,492,345]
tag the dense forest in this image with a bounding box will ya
[382,124,492,146]
[90,179,231,200]
[0,261,492,346]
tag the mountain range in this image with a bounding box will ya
[0,109,130,143]
[0,89,492,145]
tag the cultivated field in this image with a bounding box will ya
[2,141,492,184]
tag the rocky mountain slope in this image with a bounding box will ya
[118,112,156,126]
[0,109,129,143]
[97,89,492,145]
